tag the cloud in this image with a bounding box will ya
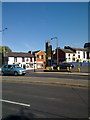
[24,43,33,50]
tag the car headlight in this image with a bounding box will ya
[19,70,22,72]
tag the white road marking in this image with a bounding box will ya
[0,99,30,107]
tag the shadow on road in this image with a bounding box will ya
[2,105,72,120]
[1,105,87,120]
[2,107,35,120]
[2,115,31,120]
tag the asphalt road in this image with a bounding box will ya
[2,82,89,119]
[25,71,88,80]
[0,70,88,80]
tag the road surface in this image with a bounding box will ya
[2,81,89,119]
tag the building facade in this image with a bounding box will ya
[52,46,90,64]
[32,50,46,69]
[64,46,89,62]
[8,52,34,70]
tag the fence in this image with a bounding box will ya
[71,62,89,73]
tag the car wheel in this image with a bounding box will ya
[14,71,18,76]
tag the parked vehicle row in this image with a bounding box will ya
[53,63,74,69]
[46,63,74,71]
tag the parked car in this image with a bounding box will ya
[52,63,74,70]
[1,64,26,76]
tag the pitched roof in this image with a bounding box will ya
[32,50,40,55]
[64,46,88,51]
[32,50,46,55]
[8,52,34,57]
[61,49,75,53]
[70,47,87,51]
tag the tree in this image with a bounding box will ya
[0,46,12,65]
[0,46,12,53]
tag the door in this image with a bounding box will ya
[5,65,13,74]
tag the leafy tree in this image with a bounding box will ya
[0,46,12,65]
[0,46,12,53]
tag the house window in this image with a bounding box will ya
[37,64,43,68]
[22,57,25,62]
[83,52,85,58]
[68,54,70,56]
[30,57,32,62]
[30,64,33,68]
[26,58,29,62]
[87,52,89,59]
[37,55,39,58]
[78,51,80,54]
[41,55,43,59]
[72,58,75,61]
[78,55,80,58]
[14,57,17,62]
[73,54,75,56]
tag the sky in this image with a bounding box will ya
[0,2,88,52]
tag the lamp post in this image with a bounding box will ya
[0,28,8,64]
[51,37,59,65]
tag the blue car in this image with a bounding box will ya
[1,64,26,76]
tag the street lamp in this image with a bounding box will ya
[0,27,8,64]
[51,37,59,65]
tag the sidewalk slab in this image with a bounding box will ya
[35,72,89,76]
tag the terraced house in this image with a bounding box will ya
[52,46,90,64]
[8,52,34,70]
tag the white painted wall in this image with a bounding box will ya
[8,57,14,64]
[65,50,88,62]
[76,51,88,62]
[8,57,35,70]
[66,53,74,62]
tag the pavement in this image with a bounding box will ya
[35,71,89,76]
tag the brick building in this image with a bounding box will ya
[32,50,46,69]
